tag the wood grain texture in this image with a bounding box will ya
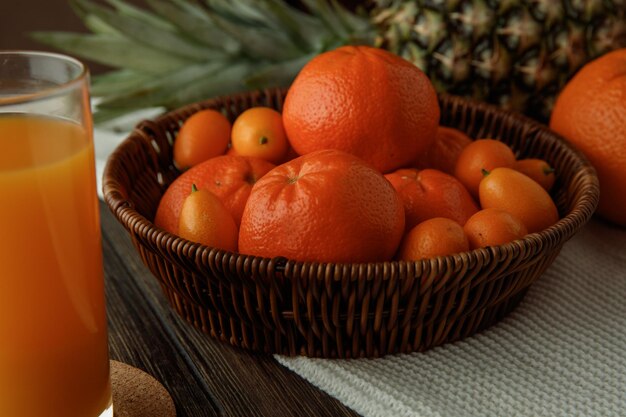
[101,201,359,417]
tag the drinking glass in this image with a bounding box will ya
[0,52,113,417]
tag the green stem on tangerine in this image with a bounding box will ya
[481,168,490,177]
[191,183,198,193]
[259,136,268,145]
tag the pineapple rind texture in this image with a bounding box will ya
[372,0,626,120]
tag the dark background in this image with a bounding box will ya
[0,0,136,73]
[1,0,122,74]
[1,0,84,50]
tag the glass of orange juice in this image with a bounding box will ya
[0,52,112,417]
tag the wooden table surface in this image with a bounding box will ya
[101,200,359,417]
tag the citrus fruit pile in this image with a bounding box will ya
[155,45,563,264]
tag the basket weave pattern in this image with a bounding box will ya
[104,89,598,358]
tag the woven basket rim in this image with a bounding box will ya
[103,89,600,281]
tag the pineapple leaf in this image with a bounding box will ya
[170,0,216,23]
[69,0,120,35]
[96,62,223,109]
[203,0,268,25]
[82,14,122,36]
[91,69,157,97]
[93,106,147,124]
[30,32,191,74]
[97,62,250,109]
[163,62,251,107]
[244,54,315,89]
[300,0,349,38]
[73,0,222,61]
[145,0,239,52]
[207,11,302,60]
[105,0,174,31]
[31,0,380,121]
[328,0,370,34]
[261,0,326,51]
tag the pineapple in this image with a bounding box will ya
[373,0,626,120]
[32,0,626,122]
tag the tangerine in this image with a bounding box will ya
[479,167,559,234]
[178,185,238,251]
[513,158,556,191]
[454,139,517,199]
[283,45,439,173]
[173,109,231,170]
[384,168,478,230]
[231,107,289,164]
[398,217,469,261]
[155,155,274,233]
[238,149,405,263]
[550,48,626,225]
[463,208,528,249]
[414,126,472,174]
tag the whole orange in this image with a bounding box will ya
[384,168,478,230]
[238,149,405,263]
[155,155,274,233]
[414,126,472,174]
[178,185,238,252]
[550,48,626,225]
[282,45,440,173]
[173,109,231,170]
[479,167,559,234]
[398,217,469,261]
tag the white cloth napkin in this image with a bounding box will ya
[94,118,626,417]
[94,107,162,199]
[276,219,626,417]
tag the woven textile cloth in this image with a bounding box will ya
[94,107,163,199]
[277,220,626,417]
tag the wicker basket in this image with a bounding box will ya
[103,88,598,358]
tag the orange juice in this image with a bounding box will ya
[0,115,112,417]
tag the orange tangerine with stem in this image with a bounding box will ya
[155,155,275,232]
[178,184,238,251]
[231,107,289,164]
[454,139,516,199]
[479,167,559,234]
[513,158,556,191]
